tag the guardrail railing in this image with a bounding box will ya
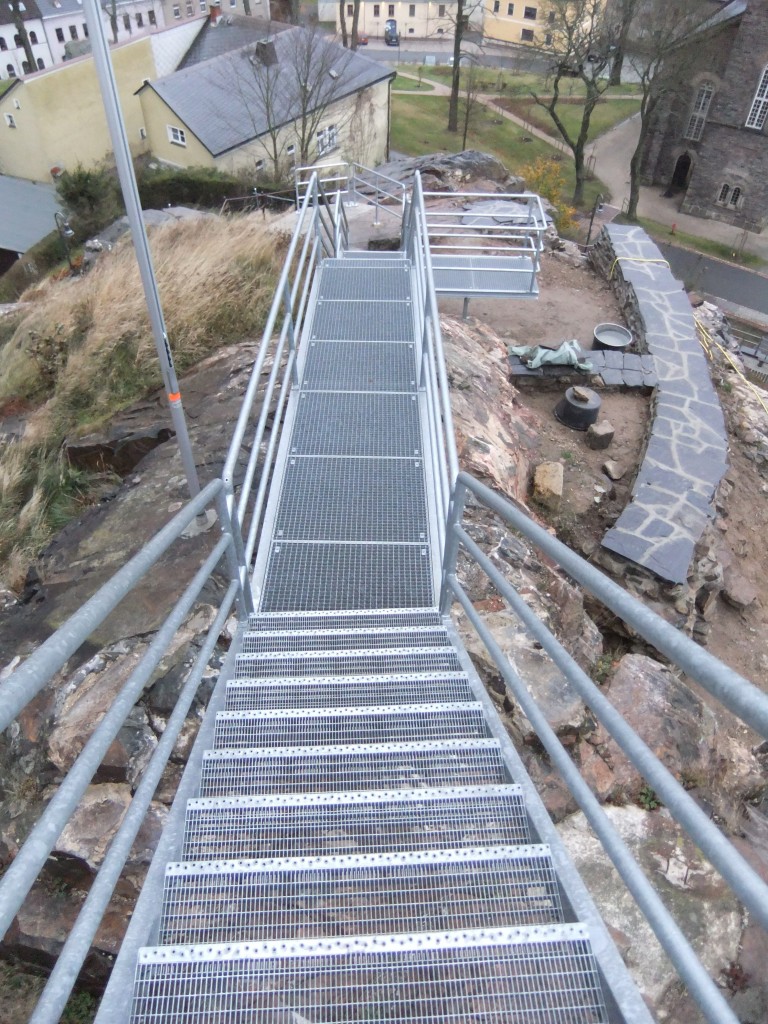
[294,160,406,224]
[421,189,547,259]
[0,172,339,1024]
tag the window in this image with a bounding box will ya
[56,27,64,41]
[317,124,338,156]
[408,25,413,31]
[255,159,264,171]
[200,0,207,10]
[21,60,30,73]
[388,4,394,14]
[544,32,551,44]
[507,3,513,12]
[36,57,43,68]
[438,3,445,13]
[173,4,180,16]
[4,113,16,127]
[409,3,415,13]
[684,81,713,141]
[6,64,15,76]
[346,3,353,13]
[229,0,236,8]
[29,30,37,43]
[149,10,156,23]
[139,126,147,139]
[123,14,130,29]
[13,34,21,46]
[746,65,768,130]
[187,1,195,14]
[729,186,742,208]
[716,183,730,205]
[493,0,499,11]
[547,8,554,21]
[286,143,296,159]
[521,26,533,39]
[69,24,78,39]
[523,5,536,18]
[0,38,6,51]
[136,12,144,26]
[167,124,187,145]
[83,22,88,36]
[373,2,380,13]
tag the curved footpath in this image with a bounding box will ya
[593,225,729,584]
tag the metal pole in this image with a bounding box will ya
[81,0,200,498]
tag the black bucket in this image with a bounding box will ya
[554,387,602,430]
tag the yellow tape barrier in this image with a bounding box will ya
[609,256,671,278]
[696,320,768,417]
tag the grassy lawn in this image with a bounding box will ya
[415,64,643,97]
[392,72,435,92]
[616,215,765,270]
[499,96,640,143]
[0,79,15,98]
[391,92,606,211]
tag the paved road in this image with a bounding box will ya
[658,243,768,317]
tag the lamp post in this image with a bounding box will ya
[54,211,74,270]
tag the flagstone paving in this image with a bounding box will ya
[599,225,729,584]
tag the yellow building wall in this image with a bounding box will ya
[140,79,392,179]
[336,1,474,42]
[483,0,555,47]
[0,38,155,182]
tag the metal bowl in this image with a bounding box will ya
[593,323,633,351]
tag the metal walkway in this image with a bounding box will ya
[125,248,630,1024]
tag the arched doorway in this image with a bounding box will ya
[670,152,693,191]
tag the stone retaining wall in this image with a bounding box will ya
[590,225,729,585]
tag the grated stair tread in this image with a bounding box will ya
[212,703,490,749]
[132,926,608,1024]
[181,785,530,860]
[156,845,564,945]
[239,625,450,654]
[247,608,442,631]
[234,647,461,678]
[199,739,508,796]
[225,672,474,710]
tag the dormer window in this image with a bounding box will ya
[746,65,768,130]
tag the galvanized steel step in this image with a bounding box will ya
[157,845,564,945]
[225,672,474,710]
[240,625,449,654]
[301,340,418,393]
[234,647,460,678]
[212,703,490,749]
[248,608,442,631]
[132,926,608,1024]
[290,392,421,457]
[199,739,508,796]
[182,785,530,860]
[318,264,411,302]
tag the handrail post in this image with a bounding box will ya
[440,479,466,614]
[282,281,300,385]
[216,486,254,619]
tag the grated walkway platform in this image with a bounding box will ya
[127,251,622,1023]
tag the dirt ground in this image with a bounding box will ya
[440,251,768,687]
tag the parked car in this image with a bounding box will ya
[357,32,369,44]
[384,18,399,45]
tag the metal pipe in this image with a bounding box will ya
[0,481,222,733]
[81,0,200,498]
[454,520,768,932]
[450,575,740,1024]
[0,534,230,939]
[27,582,238,1024]
[215,486,254,618]
[454,472,768,737]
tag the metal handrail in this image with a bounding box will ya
[439,471,768,1024]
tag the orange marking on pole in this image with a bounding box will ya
[168,392,181,402]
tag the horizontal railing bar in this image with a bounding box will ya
[0,532,231,940]
[27,581,239,1024]
[0,479,222,734]
[455,472,768,738]
[449,574,740,1024]
[454,522,768,932]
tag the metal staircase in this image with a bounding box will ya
[4,173,768,1024]
[125,247,625,1023]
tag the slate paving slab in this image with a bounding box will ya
[599,226,729,584]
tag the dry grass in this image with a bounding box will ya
[0,213,284,580]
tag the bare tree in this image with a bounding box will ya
[220,27,357,181]
[603,0,636,86]
[447,0,470,132]
[623,0,714,219]
[339,0,362,49]
[8,0,35,72]
[533,0,616,205]
[460,60,483,150]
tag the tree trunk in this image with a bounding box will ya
[447,0,464,132]
[350,0,360,50]
[10,1,35,71]
[339,0,348,47]
[608,47,624,86]
[571,144,585,206]
[243,0,251,14]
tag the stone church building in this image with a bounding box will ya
[639,0,767,234]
